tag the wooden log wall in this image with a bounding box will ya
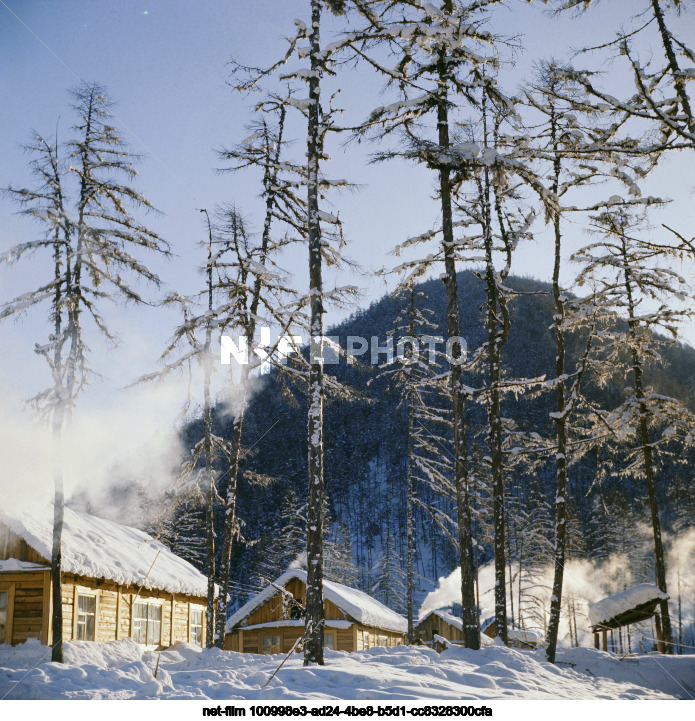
[225,623,405,654]
[0,570,50,645]
[59,574,206,647]
[0,567,206,648]
[415,615,464,644]
[244,578,350,627]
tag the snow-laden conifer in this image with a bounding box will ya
[572,207,695,653]
[1,83,169,661]
[230,0,355,663]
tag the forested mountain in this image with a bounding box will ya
[155,270,695,624]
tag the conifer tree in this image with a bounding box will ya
[351,0,518,650]
[573,207,695,653]
[371,528,407,613]
[1,83,168,661]
[214,103,305,645]
[549,0,695,144]
[231,0,353,665]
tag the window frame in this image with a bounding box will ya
[324,631,335,651]
[189,604,204,647]
[0,582,16,645]
[261,634,280,654]
[131,598,163,648]
[73,588,98,642]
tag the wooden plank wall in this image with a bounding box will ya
[225,623,405,654]
[60,575,206,647]
[226,576,407,654]
[0,568,206,648]
[0,570,49,645]
[0,522,49,565]
[416,615,463,644]
[227,625,356,654]
[356,625,405,650]
[244,578,352,627]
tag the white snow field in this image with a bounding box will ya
[1,638,693,701]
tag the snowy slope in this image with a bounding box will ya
[227,569,407,633]
[0,503,208,597]
[1,638,693,700]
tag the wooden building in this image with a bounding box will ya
[416,609,466,646]
[589,583,669,653]
[224,569,407,654]
[481,617,541,649]
[0,503,209,649]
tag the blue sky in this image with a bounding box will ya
[1,0,694,454]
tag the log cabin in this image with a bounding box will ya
[224,569,407,654]
[416,609,466,646]
[0,503,209,649]
[480,617,542,649]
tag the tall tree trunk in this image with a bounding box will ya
[635,370,673,652]
[406,353,415,644]
[437,54,479,650]
[203,215,216,648]
[547,130,568,663]
[677,560,682,654]
[50,173,67,663]
[214,381,245,647]
[621,240,673,654]
[481,122,507,646]
[304,0,325,666]
[50,405,65,662]
[52,93,93,663]
[651,0,695,134]
[506,515,515,630]
[215,114,286,647]
[485,245,507,646]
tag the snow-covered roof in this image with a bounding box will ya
[508,628,542,645]
[0,503,209,597]
[226,569,407,634]
[420,611,540,645]
[480,616,514,633]
[589,584,669,627]
[237,620,353,631]
[0,559,49,572]
[417,608,463,632]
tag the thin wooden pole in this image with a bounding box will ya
[655,613,664,653]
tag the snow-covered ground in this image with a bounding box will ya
[1,638,693,701]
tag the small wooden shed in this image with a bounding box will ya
[224,569,407,654]
[416,609,466,646]
[481,617,542,649]
[0,503,209,649]
[589,583,669,652]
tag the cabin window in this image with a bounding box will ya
[76,594,96,641]
[325,632,334,651]
[189,607,204,647]
[378,634,387,647]
[262,635,280,654]
[133,601,162,646]
[0,591,8,643]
